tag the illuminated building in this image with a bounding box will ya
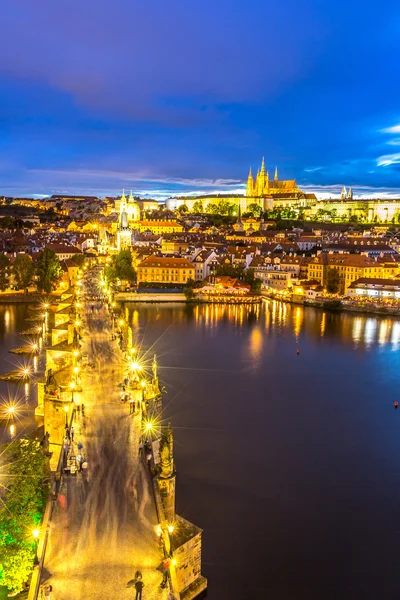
[307,254,400,292]
[137,255,195,285]
[116,202,133,250]
[172,158,316,212]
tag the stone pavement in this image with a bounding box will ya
[41,289,168,600]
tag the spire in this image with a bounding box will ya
[341,186,347,199]
[248,167,253,179]
[121,188,126,201]
[129,190,134,202]
[347,186,353,199]
[274,166,278,182]
[261,157,265,173]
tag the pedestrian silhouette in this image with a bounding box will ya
[134,579,144,600]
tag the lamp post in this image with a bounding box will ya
[168,524,175,553]
[69,381,75,402]
[32,528,40,565]
[64,404,69,426]
[73,365,80,383]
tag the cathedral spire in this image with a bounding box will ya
[274,166,279,182]
[347,186,353,199]
[129,190,134,202]
[261,157,265,173]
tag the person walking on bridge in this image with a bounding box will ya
[134,579,144,600]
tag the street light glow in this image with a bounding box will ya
[8,406,15,415]
[141,381,146,388]
[64,405,69,413]
[69,382,75,390]
[32,528,40,540]
[73,350,79,358]
[130,361,140,371]
[145,422,153,432]
[168,524,175,534]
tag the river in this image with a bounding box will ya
[2,301,400,598]
[125,301,400,600]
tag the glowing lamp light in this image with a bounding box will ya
[131,347,137,355]
[171,558,177,566]
[32,528,40,540]
[130,361,140,371]
[119,319,124,326]
[145,422,153,432]
[156,524,163,536]
[8,406,15,415]
[69,382,75,391]
[141,381,146,388]
[64,405,69,413]
[23,368,29,377]
[37,326,42,333]
[44,303,49,309]
[42,313,47,318]
[10,424,15,437]
[75,320,81,327]
[168,524,175,534]
[32,343,38,351]
[73,366,80,375]
[73,350,79,358]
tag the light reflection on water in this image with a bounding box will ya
[126,299,400,352]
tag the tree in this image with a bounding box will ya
[13,254,34,293]
[177,204,188,214]
[0,439,47,593]
[0,254,10,291]
[71,254,85,269]
[192,201,204,213]
[247,203,263,217]
[326,267,340,294]
[36,248,62,294]
[104,249,136,284]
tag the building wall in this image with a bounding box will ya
[137,265,195,284]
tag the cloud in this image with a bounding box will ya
[377,154,400,167]
[28,168,243,189]
[381,124,400,134]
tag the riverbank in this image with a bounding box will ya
[116,291,261,304]
[261,292,400,318]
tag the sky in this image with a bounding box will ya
[1,0,400,199]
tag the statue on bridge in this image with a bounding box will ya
[159,423,175,479]
[152,354,158,382]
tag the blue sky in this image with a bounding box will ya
[1,0,400,199]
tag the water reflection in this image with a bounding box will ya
[126,299,400,351]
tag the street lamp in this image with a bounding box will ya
[64,404,70,425]
[73,366,80,382]
[32,528,40,541]
[69,381,75,402]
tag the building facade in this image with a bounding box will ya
[137,255,195,285]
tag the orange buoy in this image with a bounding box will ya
[394,401,399,409]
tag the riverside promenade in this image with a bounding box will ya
[40,277,168,599]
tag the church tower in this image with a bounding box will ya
[274,166,279,183]
[127,190,141,222]
[246,167,255,197]
[341,186,347,200]
[347,187,353,200]
[117,190,132,250]
[257,157,269,196]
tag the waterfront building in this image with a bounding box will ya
[307,253,400,292]
[346,277,400,299]
[137,255,195,285]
